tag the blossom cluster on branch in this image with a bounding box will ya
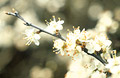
[6,9,120,78]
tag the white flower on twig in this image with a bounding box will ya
[24,28,40,46]
[86,34,112,54]
[46,16,64,34]
[105,50,120,74]
[53,39,65,56]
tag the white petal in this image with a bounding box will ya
[46,26,56,34]
[94,44,101,51]
[57,20,64,24]
[73,53,82,60]
[104,40,112,46]
[34,40,40,46]
[60,50,65,56]
[25,28,34,36]
[56,25,63,30]
[88,49,95,54]
[76,46,82,52]
[34,34,40,40]
[110,66,119,74]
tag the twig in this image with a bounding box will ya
[6,10,66,41]
[6,9,107,65]
[83,48,107,65]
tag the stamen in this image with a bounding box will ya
[12,8,16,13]
[67,29,70,32]
[58,17,61,21]
[50,19,52,22]
[45,20,49,25]
[52,16,56,21]
[73,26,74,29]
[111,50,117,58]
[53,47,55,49]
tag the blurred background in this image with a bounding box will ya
[0,0,120,78]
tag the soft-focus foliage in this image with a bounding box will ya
[0,0,120,78]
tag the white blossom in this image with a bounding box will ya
[86,34,112,54]
[86,40,97,54]
[24,28,40,46]
[91,71,106,78]
[79,28,90,42]
[53,39,65,56]
[105,56,120,74]
[53,27,85,60]
[46,16,64,34]
[66,32,76,51]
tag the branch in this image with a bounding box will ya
[83,48,107,65]
[5,10,66,41]
[6,9,107,65]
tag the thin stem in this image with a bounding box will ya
[6,10,107,65]
[6,11,66,41]
[83,48,107,65]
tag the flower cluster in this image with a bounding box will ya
[24,16,64,46]
[105,50,120,76]
[65,52,106,78]
[86,34,112,54]
[54,27,91,60]
[21,15,120,78]
[6,10,120,78]
[53,26,112,61]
